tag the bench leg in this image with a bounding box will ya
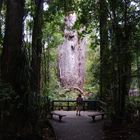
[92,116,95,122]
[50,114,53,119]
[59,116,62,122]
[101,114,104,120]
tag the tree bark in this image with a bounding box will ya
[46,46,50,92]
[109,0,132,122]
[0,0,4,12]
[31,0,44,94]
[58,12,86,90]
[0,0,4,41]
[99,0,110,100]
[1,0,25,92]
[0,0,4,77]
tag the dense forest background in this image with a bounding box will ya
[0,0,140,139]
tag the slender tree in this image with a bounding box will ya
[0,0,4,11]
[0,0,4,77]
[99,0,110,100]
[31,0,44,94]
[109,0,132,121]
[0,0,4,41]
[45,45,50,92]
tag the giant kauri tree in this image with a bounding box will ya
[58,12,87,90]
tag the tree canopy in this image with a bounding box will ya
[0,0,140,139]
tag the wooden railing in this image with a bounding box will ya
[97,100,107,112]
[51,100,99,111]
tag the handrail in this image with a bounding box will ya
[52,99,98,102]
[98,100,107,112]
[51,100,98,111]
[98,100,107,106]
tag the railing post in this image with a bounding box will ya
[67,101,70,111]
[83,101,85,111]
[51,101,54,111]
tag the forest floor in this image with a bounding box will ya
[50,111,140,140]
[50,111,104,140]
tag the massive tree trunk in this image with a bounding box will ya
[31,0,43,94]
[1,0,25,92]
[99,0,110,100]
[58,12,87,90]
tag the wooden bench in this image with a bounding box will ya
[88,112,105,122]
[50,112,66,122]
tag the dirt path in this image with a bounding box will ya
[50,111,104,140]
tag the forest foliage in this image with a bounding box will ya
[0,0,140,139]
